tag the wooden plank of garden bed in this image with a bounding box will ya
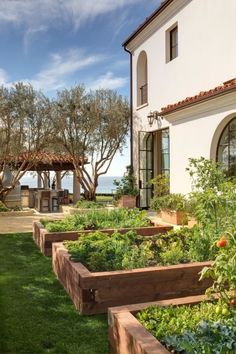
[53,243,213,315]
[108,295,207,354]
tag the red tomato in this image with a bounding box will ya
[216,238,227,248]
[230,299,236,306]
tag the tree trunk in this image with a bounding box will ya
[83,188,96,201]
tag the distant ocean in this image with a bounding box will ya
[20,173,122,194]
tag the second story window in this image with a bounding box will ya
[166,23,178,63]
[137,51,148,107]
[170,26,178,60]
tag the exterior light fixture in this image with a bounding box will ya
[147,111,163,127]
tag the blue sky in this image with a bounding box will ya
[0,0,161,176]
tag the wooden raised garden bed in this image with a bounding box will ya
[108,294,206,354]
[33,221,173,256]
[52,242,212,315]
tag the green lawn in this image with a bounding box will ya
[0,232,108,354]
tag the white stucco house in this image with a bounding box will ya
[123,0,236,208]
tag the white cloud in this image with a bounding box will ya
[0,49,104,92]
[23,25,48,54]
[89,72,128,90]
[0,0,143,29]
[28,49,104,91]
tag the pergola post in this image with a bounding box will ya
[73,171,80,203]
[37,172,42,188]
[56,171,62,190]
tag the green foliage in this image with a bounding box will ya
[151,193,188,213]
[200,229,236,308]
[65,230,154,271]
[53,86,130,201]
[187,157,236,239]
[159,242,185,265]
[186,225,218,262]
[44,208,150,232]
[75,200,103,209]
[0,201,10,212]
[137,302,236,353]
[64,226,215,272]
[113,166,138,199]
[122,241,154,269]
[136,302,228,341]
[149,174,169,197]
[150,174,188,212]
[165,318,236,353]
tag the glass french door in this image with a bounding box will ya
[138,131,154,208]
[138,129,170,209]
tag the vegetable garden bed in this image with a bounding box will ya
[33,221,173,256]
[52,242,212,315]
[108,295,206,354]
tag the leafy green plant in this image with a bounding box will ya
[165,318,236,353]
[200,229,236,310]
[187,157,236,239]
[186,224,218,262]
[151,193,187,213]
[136,302,229,342]
[65,230,154,271]
[0,201,10,212]
[137,302,236,353]
[113,166,138,199]
[149,174,169,198]
[159,242,185,265]
[64,226,215,272]
[44,208,150,232]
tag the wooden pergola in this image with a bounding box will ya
[4,152,86,205]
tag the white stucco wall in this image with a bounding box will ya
[126,0,236,195]
[169,93,236,193]
[129,0,236,112]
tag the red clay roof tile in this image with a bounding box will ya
[161,78,236,115]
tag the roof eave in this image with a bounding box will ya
[122,0,174,48]
[161,85,236,116]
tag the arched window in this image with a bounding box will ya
[137,51,148,106]
[217,117,236,176]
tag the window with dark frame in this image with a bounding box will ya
[170,26,178,61]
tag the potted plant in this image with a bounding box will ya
[150,175,188,225]
[113,166,139,208]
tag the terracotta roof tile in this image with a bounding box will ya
[161,78,236,115]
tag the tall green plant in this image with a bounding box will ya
[187,157,236,239]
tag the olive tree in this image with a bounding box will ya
[52,85,130,200]
[0,83,52,201]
